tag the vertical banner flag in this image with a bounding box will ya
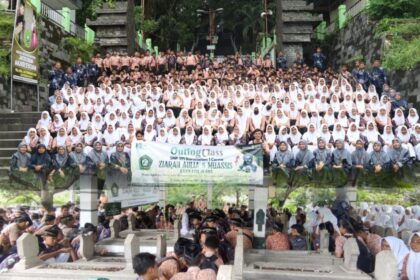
[131,142,264,186]
[11,0,39,84]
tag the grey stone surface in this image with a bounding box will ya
[79,175,99,226]
[374,251,398,280]
[79,233,95,261]
[343,238,359,271]
[124,234,140,271]
[173,219,180,240]
[233,230,244,280]
[14,233,43,270]
[156,234,167,258]
[217,265,233,280]
[127,213,136,232]
[319,229,329,254]
[110,219,121,239]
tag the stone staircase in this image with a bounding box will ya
[0,112,40,182]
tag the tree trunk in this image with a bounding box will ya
[40,183,54,211]
[278,184,295,207]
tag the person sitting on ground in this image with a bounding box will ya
[368,141,391,173]
[290,224,307,251]
[225,219,253,250]
[266,221,290,250]
[382,236,410,278]
[388,138,411,173]
[133,252,158,280]
[38,226,77,264]
[0,214,31,261]
[198,235,223,273]
[400,232,420,280]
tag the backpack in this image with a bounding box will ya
[199,254,218,273]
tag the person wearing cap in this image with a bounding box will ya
[38,226,76,263]
[225,219,253,249]
[203,215,225,241]
[266,221,290,250]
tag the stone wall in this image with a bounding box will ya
[0,17,73,112]
[322,12,420,110]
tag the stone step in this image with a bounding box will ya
[0,131,27,139]
[0,167,8,177]
[0,139,22,148]
[0,157,9,166]
[0,148,16,158]
[0,123,34,131]
[0,112,41,118]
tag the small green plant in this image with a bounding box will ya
[0,11,14,78]
[367,0,420,21]
[61,36,96,63]
[134,6,159,35]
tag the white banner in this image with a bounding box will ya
[131,142,264,186]
[107,185,160,208]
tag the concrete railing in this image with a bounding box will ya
[346,0,368,20]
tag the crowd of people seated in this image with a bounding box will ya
[0,198,419,279]
[10,48,419,185]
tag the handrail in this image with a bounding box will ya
[346,0,368,19]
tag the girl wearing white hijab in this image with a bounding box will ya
[118,111,131,128]
[23,128,39,152]
[341,94,355,112]
[401,232,420,280]
[318,124,332,148]
[69,127,83,148]
[382,236,409,278]
[92,114,105,133]
[332,123,346,143]
[277,126,290,147]
[83,125,99,153]
[346,123,361,153]
[182,126,198,145]
[411,124,420,160]
[330,95,342,114]
[102,124,120,154]
[52,127,70,151]
[214,125,229,146]
[396,125,416,158]
[104,112,118,128]
[78,112,91,132]
[355,93,366,114]
[364,122,381,153]
[323,107,336,130]
[289,126,302,155]
[36,111,52,131]
[364,109,376,126]
[264,124,278,161]
[144,124,156,142]
[64,110,79,133]
[156,128,168,143]
[272,109,290,129]
[163,109,176,129]
[381,125,395,152]
[296,109,310,134]
[199,125,214,146]
[167,127,182,144]
[302,123,318,148]
[393,108,406,127]
[51,114,65,134]
[407,108,419,128]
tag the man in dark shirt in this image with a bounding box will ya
[62,67,76,87]
[370,58,388,95]
[72,57,87,87]
[48,62,64,96]
[313,47,326,70]
[276,51,288,69]
[353,60,370,91]
[87,56,100,86]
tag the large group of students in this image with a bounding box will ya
[0,197,419,279]
[10,48,420,185]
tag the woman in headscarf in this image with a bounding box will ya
[234,107,250,138]
[51,114,65,135]
[296,109,310,134]
[109,141,131,188]
[313,137,332,178]
[92,114,105,133]
[387,138,411,173]
[52,127,71,152]
[272,141,295,173]
[332,139,352,174]
[264,124,278,159]
[272,109,290,130]
[289,126,302,155]
[192,109,207,136]
[176,109,192,135]
[323,107,337,131]
[70,143,88,174]
[400,232,420,280]
[295,140,314,171]
[382,125,396,153]
[29,144,52,184]
[331,123,347,144]
[229,126,246,146]
[199,126,214,146]
[249,106,265,132]
[167,127,182,145]
[351,139,368,181]
[38,127,52,152]
[22,128,39,153]
[368,141,390,174]
[69,127,83,149]
[410,123,420,161]
[49,145,75,186]
[406,108,419,128]
[9,143,32,185]
[301,123,318,153]
[87,141,108,178]
[82,125,99,154]
[396,125,416,159]
[181,126,198,145]
[391,93,408,113]
[64,110,79,133]
[143,124,156,142]
[337,110,349,129]
[36,111,52,131]
[346,123,361,153]
[78,112,91,133]
[214,125,229,146]
[393,108,406,128]
[102,124,120,155]
[382,236,409,278]
[364,122,382,153]
[163,109,177,131]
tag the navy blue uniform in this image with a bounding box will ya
[63,73,77,87]
[72,63,87,87]
[276,55,288,69]
[48,69,64,96]
[354,69,370,92]
[313,52,326,70]
[87,63,100,85]
[370,67,388,94]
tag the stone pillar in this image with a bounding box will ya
[319,229,329,254]
[79,233,95,261]
[156,234,167,258]
[343,238,360,271]
[124,234,140,271]
[374,251,398,280]
[158,186,167,208]
[253,187,268,249]
[217,265,233,280]
[336,185,357,207]
[127,213,136,231]
[14,233,43,270]
[110,219,121,239]
[207,183,213,210]
[69,183,75,203]
[233,230,244,280]
[173,219,180,240]
[79,175,98,226]
[248,186,255,211]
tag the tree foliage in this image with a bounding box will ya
[62,36,96,63]
[0,11,14,78]
[367,0,420,21]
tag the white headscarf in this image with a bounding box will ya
[383,236,409,273]
[407,108,419,127]
[264,124,276,144]
[392,109,406,127]
[406,232,420,280]
[200,125,213,146]
[38,111,51,128]
[156,128,168,143]
[183,126,196,145]
[167,127,181,144]
[144,124,156,142]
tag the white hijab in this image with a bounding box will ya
[407,233,420,280]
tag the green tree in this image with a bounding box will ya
[367,0,420,20]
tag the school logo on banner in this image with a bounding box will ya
[139,155,153,170]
